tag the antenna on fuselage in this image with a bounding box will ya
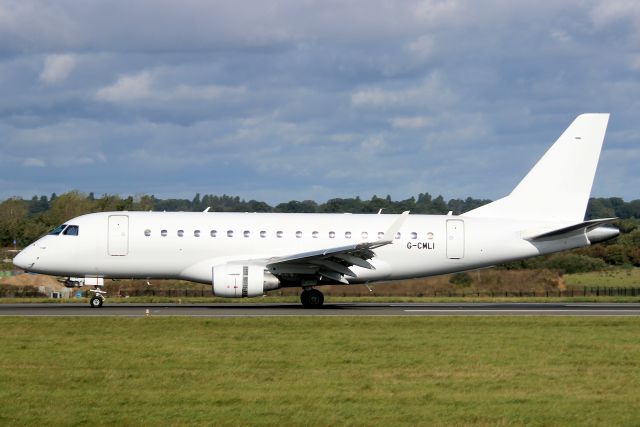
[203,207,211,212]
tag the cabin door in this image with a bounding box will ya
[108,215,129,256]
[446,219,465,259]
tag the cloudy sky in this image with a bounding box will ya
[1,0,639,203]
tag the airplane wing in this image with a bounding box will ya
[265,240,389,284]
[234,211,410,284]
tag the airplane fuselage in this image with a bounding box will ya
[17,211,591,285]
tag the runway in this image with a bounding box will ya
[2,302,640,317]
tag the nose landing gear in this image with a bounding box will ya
[300,288,324,307]
[89,289,106,308]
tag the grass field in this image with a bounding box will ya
[564,268,640,288]
[1,317,640,426]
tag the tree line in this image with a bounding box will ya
[1,191,639,272]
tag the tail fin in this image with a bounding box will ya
[463,113,610,222]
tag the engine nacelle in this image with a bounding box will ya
[212,264,280,298]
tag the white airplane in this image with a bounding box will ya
[13,114,619,308]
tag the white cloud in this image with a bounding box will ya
[390,116,433,129]
[23,158,45,167]
[39,54,76,83]
[405,35,435,59]
[95,72,154,102]
[95,71,246,103]
[413,0,462,25]
[351,72,457,109]
[361,135,386,153]
[549,29,571,44]
[590,1,640,28]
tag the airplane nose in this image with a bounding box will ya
[13,249,33,270]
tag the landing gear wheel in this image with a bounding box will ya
[89,296,103,308]
[301,290,310,306]
[301,289,324,307]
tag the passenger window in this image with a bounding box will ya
[345,231,352,239]
[312,231,319,238]
[144,229,151,237]
[378,232,384,239]
[260,231,267,238]
[177,230,184,237]
[48,224,67,235]
[277,231,283,238]
[227,230,234,237]
[194,230,200,237]
[296,231,302,238]
[244,230,250,238]
[210,230,217,238]
[410,232,417,239]
[361,231,368,239]
[63,225,79,236]
[161,230,168,237]
[329,231,335,238]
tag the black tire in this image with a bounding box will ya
[300,290,310,307]
[306,289,324,307]
[90,296,103,308]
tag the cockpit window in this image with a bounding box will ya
[63,225,79,236]
[48,224,68,235]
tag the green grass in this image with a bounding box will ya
[1,317,640,426]
[564,267,640,288]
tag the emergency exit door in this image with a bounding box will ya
[446,219,465,259]
[108,215,129,256]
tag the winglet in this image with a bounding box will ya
[383,211,410,241]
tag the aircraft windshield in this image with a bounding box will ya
[63,225,79,236]
[48,224,68,235]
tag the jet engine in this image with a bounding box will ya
[212,264,280,297]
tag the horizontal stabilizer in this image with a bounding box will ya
[524,218,617,241]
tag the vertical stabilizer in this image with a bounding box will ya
[463,113,609,222]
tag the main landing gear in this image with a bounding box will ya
[89,288,106,308]
[300,288,324,308]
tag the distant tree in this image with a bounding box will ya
[0,198,27,246]
[602,245,630,266]
[587,198,619,219]
[245,200,272,212]
[275,200,317,213]
[192,193,202,211]
[544,254,607,274]
[431,195,448,214]
[133,194,155,211]
[27,195,50,215]
[44,191,93,226]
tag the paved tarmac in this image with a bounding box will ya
[2,302,640,317]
